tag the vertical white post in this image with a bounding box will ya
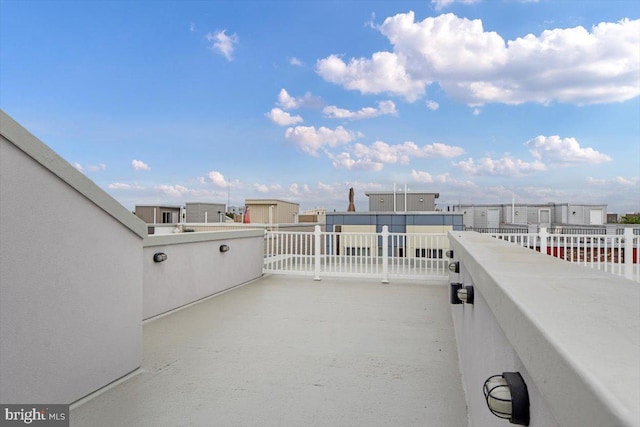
[624,227,633,280]
[512,198,515,224]
[205,212,208,223]
[539,227,548,256]
[404,184,407,212]
[153,208,157,225]
[381,225,389,284]
[393,183,397,212]
[314,225,322,281]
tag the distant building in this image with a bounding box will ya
[245,199,299,224]
[607,213,621,224]
[452,203,608,228]
[135,205,182,224]
[365,191,439,212]
[185,202,226,223]
[326,211,463,258]
[299,207,326,224]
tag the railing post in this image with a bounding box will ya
[539,227,548,255]
[624,227,633,280]
[313,225,322,281]
[381,225,389,284]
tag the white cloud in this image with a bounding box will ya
[289,57,303,66]
[208,170,234,187]
[317,12,640,105]
[472,108,481,115]
[587,176,638,186]
[454,155,547,176]
[434,172,478,189]
[411,169,434,183]
[190,22,197,32]
[87,163,107,172]
[132,160,150,171]
[323,100,398,120]
[108,182,145,190]
[158,184,190,198]
[326,151,384,171]
[316,52,427,102]
[526,135,611,164]
[265,108,304,126]
[254,183,283,193]
[352,141,465,164]
[276,88,322,110]
[426,100,439,111]
[284,125,360,156]
[205,30,238,61]
[72,162,84,172]
[432,0,481,11]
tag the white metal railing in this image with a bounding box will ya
[490,227,639,282]
[263,225,449,282]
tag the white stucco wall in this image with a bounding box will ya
[0,135,144,404]
[451,280,558,427]
[142,230,264,319]
[448,231,640,427]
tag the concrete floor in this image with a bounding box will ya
[71,275,467,427]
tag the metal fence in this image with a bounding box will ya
[263,226,449,282]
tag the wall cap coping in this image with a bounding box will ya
[1,110,147,239]
[448,231,639,427]
[143,229,264,247]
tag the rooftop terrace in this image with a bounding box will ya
[71,275,467,427]
[2,110,639,427]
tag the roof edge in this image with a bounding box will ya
[1,110,147,239]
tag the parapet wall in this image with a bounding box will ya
[448,231,639,427]
[143,230,265,319]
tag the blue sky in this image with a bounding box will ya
[1,0,639,214]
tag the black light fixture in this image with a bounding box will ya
[448,261,459,273]
[450,283,462,304]
[220,244,230,253]
[446,249,454,259]
[153,252,167,263]
[483,372,530,426]
[450,283,474,304]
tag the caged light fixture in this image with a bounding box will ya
[445,249,454,259]
[483,372,530,426]
[219,244,230,253]
[450,283,474,304]
[448,261,459,273]
[153,252,167,263]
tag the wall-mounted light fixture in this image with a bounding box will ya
[448,261,459,273]
[446,250,454,259]
[515,211,519,216]
[153,252,168,263]
[483,372,530,426]
[572,211,576,215]
[450,283,462,304]
[220,244,230,253]
[457,285,474,304]
[419,198,424,203]
[450,283,474,304]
